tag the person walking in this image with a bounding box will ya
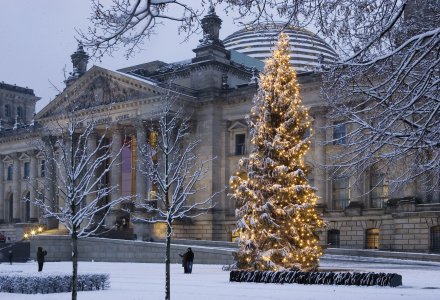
[179,249,188,273]
[8,250,13,265]
[36,247,47,272]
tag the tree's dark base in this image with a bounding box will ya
[230,270,402,287]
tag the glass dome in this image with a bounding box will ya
[224,23,338,72]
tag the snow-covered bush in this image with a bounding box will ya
[230,270,402,287]
[0,273,109,294]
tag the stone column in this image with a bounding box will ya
[29,152,38,222]
[110,128,123,205]
[135,121,147,201]
[86,133,97,206]
[12,154,21,222]
[43,136,58,229]
[313,115,327,207]
[0,157,4,223]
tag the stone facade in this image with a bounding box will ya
[0,8,439,254]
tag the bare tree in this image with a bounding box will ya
[132,93,217,300]
[31,107,129,300]
[78,0,206,58]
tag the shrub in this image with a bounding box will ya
[0,273,110,294]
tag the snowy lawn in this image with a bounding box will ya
[0,255,439,300]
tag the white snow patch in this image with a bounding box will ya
[1,256,439,299]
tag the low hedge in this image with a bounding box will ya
[230,270,402,287]
[0,274,110,294]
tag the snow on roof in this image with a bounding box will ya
[113,70,160,86]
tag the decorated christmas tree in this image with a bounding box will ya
[230,33,325,272]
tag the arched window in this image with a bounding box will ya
[327,229,340,248]
[431,226,440,252]
[365,228,380,249]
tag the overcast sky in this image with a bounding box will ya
[0,1,241,112]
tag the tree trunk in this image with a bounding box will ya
[71,231,78,300]
[165,220,171,300]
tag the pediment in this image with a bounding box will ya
[2,155,13,163]
[37,66,162,119]
[19,153,30,161]
[228,121,248,131]
[36,151,45,159]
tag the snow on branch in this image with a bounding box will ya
[77,0,205,58]
[28,103,131,238]
[131,91,219,229]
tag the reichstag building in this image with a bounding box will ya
[0,7,439,253]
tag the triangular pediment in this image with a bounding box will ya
[2,155,13,163]
[228,121,247,131]
[36,151,45,159]
[36,66,163,119]
[19,153,30,161]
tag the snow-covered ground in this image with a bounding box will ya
[1,255,439,300]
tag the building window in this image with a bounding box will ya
[332,177,349,210]
[365,228,380,249]
[25,192,30,222]
[23,162,30,179]
[333,122,346,145]
[40,160,45,177]
[370,172,388,208]
[7,164,13,180]
[307,171,315,188]
[5,105,10,117]
[304,127,311,138]
[17,106,23,119]
[235,133,246,155]
[431,226,440,252]
[327,229,340,248]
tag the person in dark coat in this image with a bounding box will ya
[179,248,194,274]
[8,250,13,265]
[179,249,188,273]
[36,247,47,272]
[186,248,194,274]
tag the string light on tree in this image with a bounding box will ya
[230,33,325,272]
